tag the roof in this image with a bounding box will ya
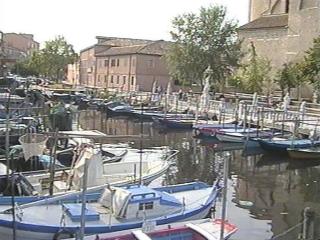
[96,40,171,57]
[238,14,288,31]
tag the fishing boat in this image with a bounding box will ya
[104,102,133,116]
[258,138,320,154]
[215,128,273,145]
[0,181,220,239]
[193,123,237,138]
[0,146,177,204]
[80,218,237,240]
[287,147,320,160]
[155,118,194,129]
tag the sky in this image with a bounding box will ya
[0,0,249,52]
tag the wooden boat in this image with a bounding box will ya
[0,147,178,204]
[193,123,237,138]
[215,128,273,145]
[155,118,194,129]
[0,181,220,239]
[105,102,134,116]
[288,147,320,160]
[258,139,320,154]
[80,218,237,240]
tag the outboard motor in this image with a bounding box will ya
[0,174,37,196]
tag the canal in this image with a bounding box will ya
[78,110,320,240]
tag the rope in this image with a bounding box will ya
[269,219,306,240]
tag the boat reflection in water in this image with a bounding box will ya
[78,110,320,240]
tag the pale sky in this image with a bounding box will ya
[0,0,249,51]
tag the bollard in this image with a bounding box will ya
[302,207,315,240]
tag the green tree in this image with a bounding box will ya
[274,63,299,98]
[166,5,242,91]
[231,42,271,94]
[41,36,78,82]
[299,37,320,98]
[12,36,77,81]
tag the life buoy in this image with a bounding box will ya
[52,229,74,240]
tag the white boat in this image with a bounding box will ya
[0,181,221,240]
[77,218,238,240]
[0,146,178,205]
[26,146,176,195]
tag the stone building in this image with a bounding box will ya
[66,62,80,86]
[239,0,320,70]
[79,37,171,92]
[0,32,39,69]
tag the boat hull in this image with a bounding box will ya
[0,182,219,240]
[258,139,320,154]
[288,149,320,160]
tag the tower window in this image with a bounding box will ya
[285,0,289,13]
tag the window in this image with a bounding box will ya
[139,202,153,210]
[97,75,100,83]
[104,75,107,83]
[111,59,116,67]
[110,75,114,83]
[131,76,135,85]
[116,76,120,84]
[123,76,126,84]
[285,0,289,13]
[147,59,154,68]
[123,59,128,67]
[104,59,109,67]
[116,59,120,67]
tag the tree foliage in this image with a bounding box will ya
[231,42,271,94]
[274,63,300,97]
[12,36,77,82]
[299,37,320,93]
[166,5,242,91]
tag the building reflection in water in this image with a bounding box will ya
[78,111,320,240]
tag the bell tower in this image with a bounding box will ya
[249,0,271,21]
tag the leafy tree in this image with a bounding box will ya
[299,37,320,97]
[12,36,77,82]
[166,5,242,91]
[41,36,78,82]
[274,63,299,98]
[231,42,271,94]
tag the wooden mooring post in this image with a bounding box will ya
[301,207,315,240]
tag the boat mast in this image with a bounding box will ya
[79,159,89,240]
[219,152,230,240]
[139,97,143,185]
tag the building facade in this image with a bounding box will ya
[1,32,39,69]
[79,37,171,92]
[239,0,320,69]
[66,62,80,86]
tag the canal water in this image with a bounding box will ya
[78,110,320,240]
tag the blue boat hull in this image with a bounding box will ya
[258,139,320,154]
[0,182,220,240]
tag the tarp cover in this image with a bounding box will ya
[72,147,105,189]
[19,133,48,161]
[99,187,131,218]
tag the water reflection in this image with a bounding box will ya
[78,110,320,240]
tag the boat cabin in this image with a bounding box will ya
[99,185,183,220]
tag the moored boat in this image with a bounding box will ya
[78,218,237,240]
[0,181,220,240]
[287,147,320,160]
[258,138,320,154]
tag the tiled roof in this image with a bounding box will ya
[96,40,171,56]
[96,45,146,56]
[238,14,288,30]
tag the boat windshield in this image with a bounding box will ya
[147,228,207,240]
[99,228,208,240]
